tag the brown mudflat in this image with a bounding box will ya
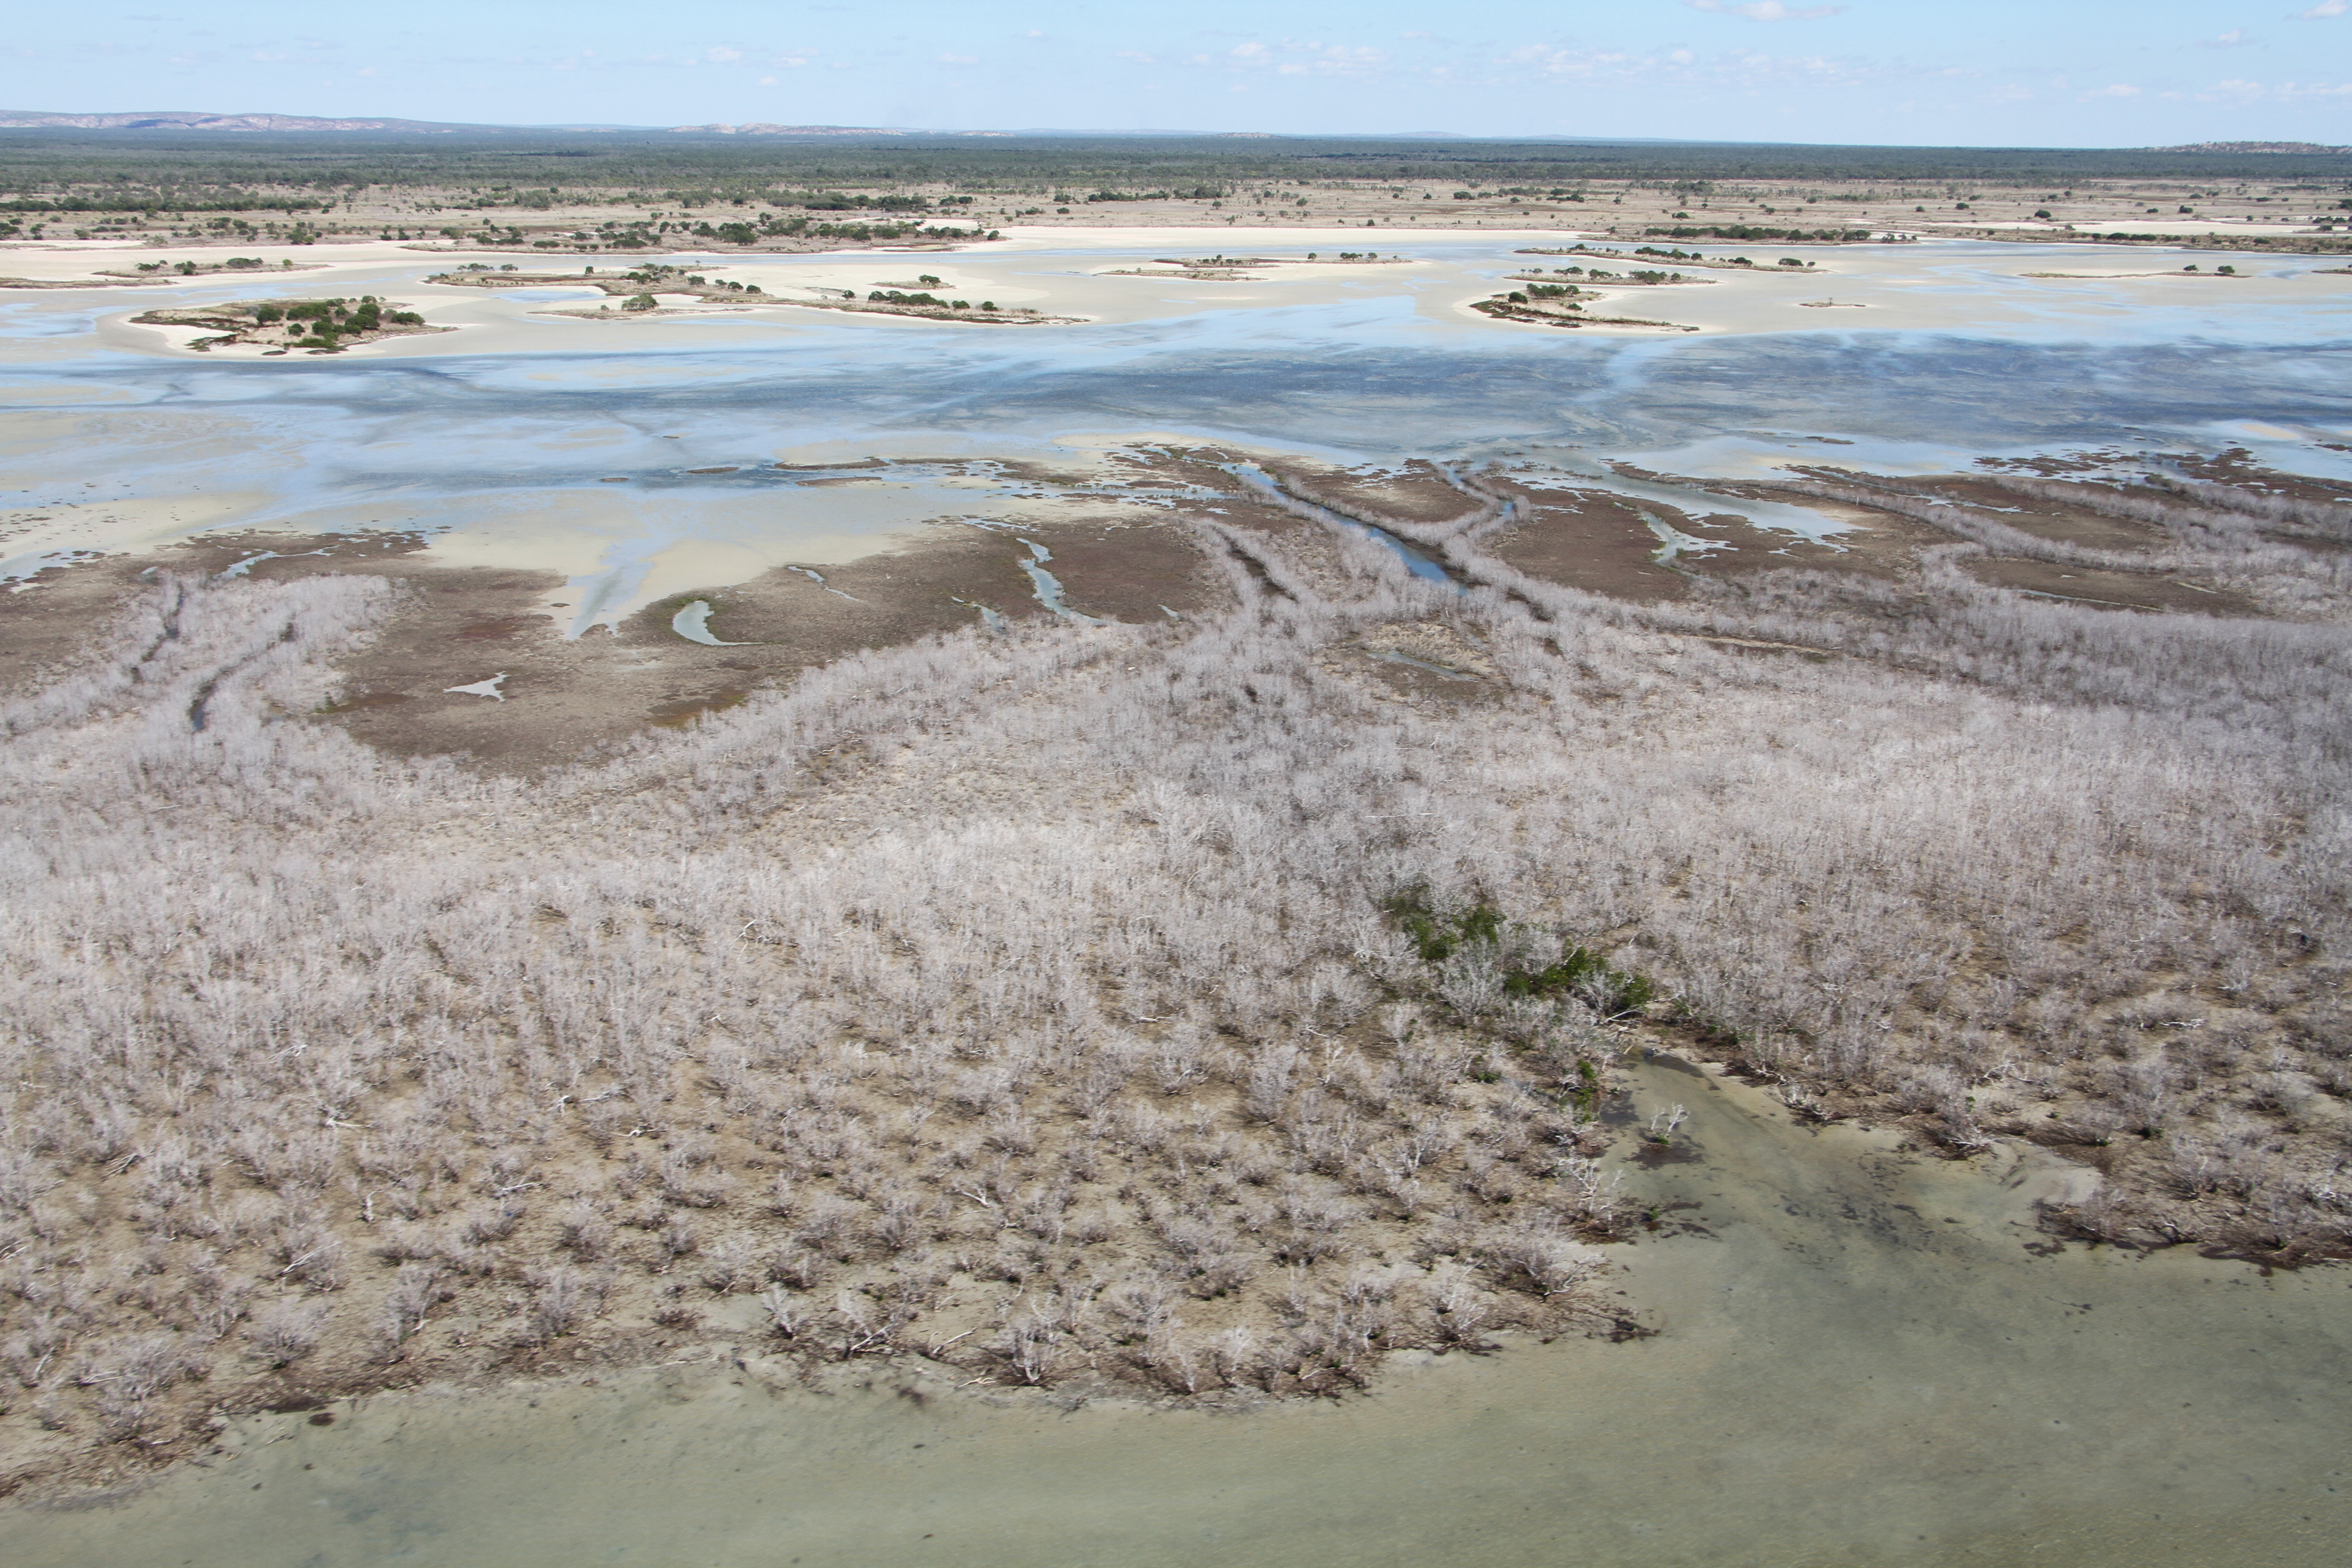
[1960,557,2258,614]
[2,448,2312,777]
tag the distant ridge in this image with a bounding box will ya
[668,123,915,136]
[2155,141,2352,155]
[0,110,1025,137]
[664,123,1030,137]
[0,109,462,132]
[5,113,2348,157]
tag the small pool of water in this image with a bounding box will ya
[1017,538,1105,623]
[669,598,746,646]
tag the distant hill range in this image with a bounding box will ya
[0,109,1027,136]
[0,110,1166,137]
[2156,141,2352,155]
[0,110,466,132]
[5,113,2347,156]
[0,113,1442,141]
[664,123,994,136]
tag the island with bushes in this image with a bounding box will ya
[431,263,1078,325]
[127,294,446,353]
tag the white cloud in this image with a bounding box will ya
[1231,42,1268,59]
[756,75,776,85]
[2080,82,2141,98]
[2299,2,2346,18]
[1268,40,1390,76]
[2200,29,2255,48]
[1508,44,1640,78]
[1686,0,1844,19]
[1500,40,1874,85]
[2208,76,2352,98]
[705,46,741,63]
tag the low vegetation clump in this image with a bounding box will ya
[128,294,435,353]
[427,266,1042,324]
[1471,290,1698,331]
[1642,224,1884,242]
[1,446,2349,1492]
[127,256,269,275]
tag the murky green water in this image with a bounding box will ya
[12,1061,2345,1567]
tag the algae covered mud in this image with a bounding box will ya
[11,1063,2347,1568]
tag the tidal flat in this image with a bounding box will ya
[3,230,2350,1564]
[14,1063,2349,1568]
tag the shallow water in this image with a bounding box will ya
[670,598,748,647]
[6,239,2352,625]
[1014,538,1104,624]
[1225,460,1456,583]
[11,1062,2345,1568]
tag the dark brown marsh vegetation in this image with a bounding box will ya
[2,451,2349,1494]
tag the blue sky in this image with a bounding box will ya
[12,2,2352,146]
